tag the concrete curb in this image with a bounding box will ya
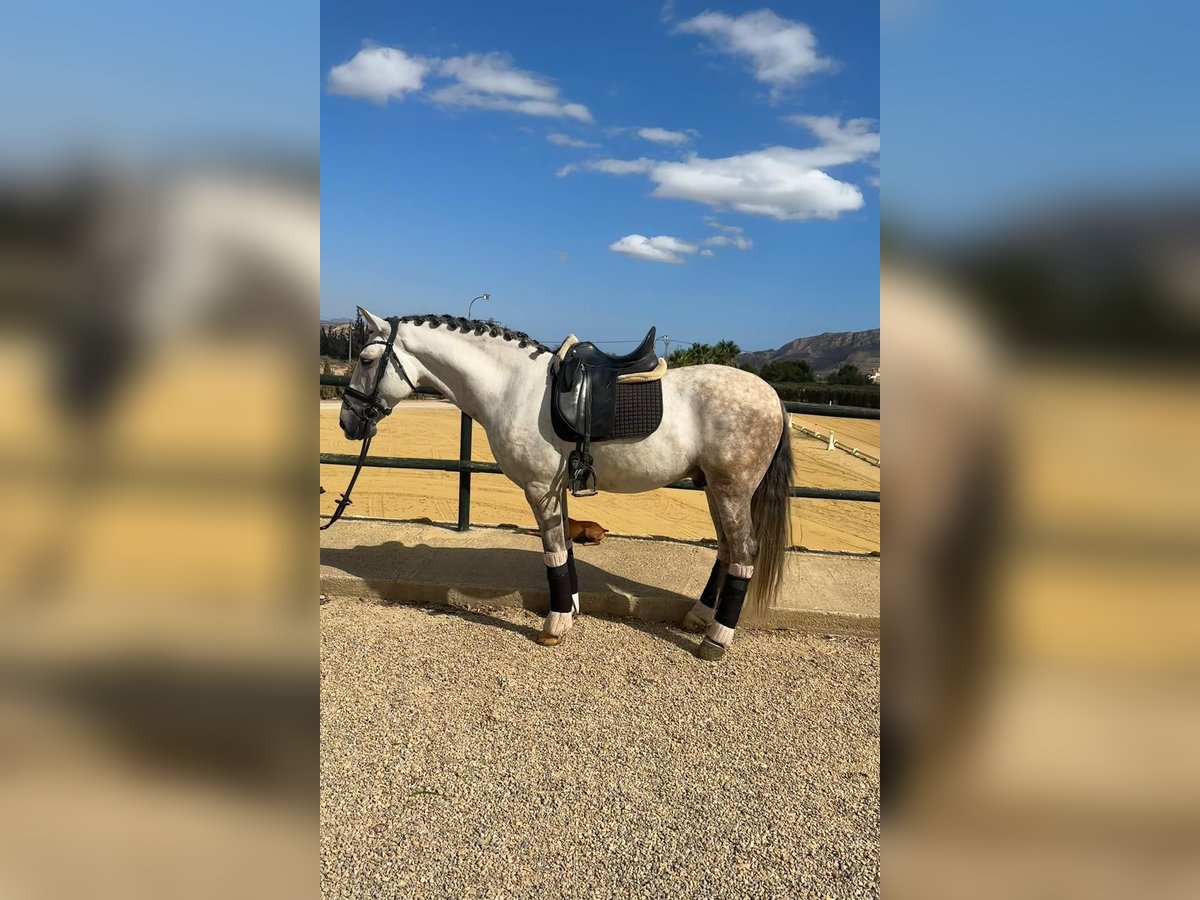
[320,521,879,638]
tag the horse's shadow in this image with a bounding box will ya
[320,539,700,653]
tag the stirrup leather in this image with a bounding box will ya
[568,365,598,497]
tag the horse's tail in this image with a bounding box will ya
[748,401,794,618]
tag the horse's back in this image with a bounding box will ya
[664,364,782,422]
[659,365,785,479]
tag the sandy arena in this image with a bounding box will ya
[320,401,880,553]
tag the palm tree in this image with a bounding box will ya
[667,348,690,368]
[712,340,741,366]
[667,340,742,368]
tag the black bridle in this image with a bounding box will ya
[321,317,415,530]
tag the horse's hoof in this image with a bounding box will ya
[536,632,564,647]
[681,611,709,633]
[695,637,727,661]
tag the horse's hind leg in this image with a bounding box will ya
[523,483,575,646]
[682,486,728,633]
[696,480,757,661]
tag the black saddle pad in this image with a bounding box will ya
[551,379,663,443]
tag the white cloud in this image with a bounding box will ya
[650,149,862,220]
[592,157,657,174]
[576,117,879,221]
[705,216,745,234]
[432,52,592,121]
[784,115,880,166]
[703,233,753,250]
[439,53,556,100]
[327,46,431,102]
[561,157,657,176]
[608,234,698,264]
[431,85,591,121]
[700,248,715,257]
[637,126,692,145]
[328,46,591,121]
[676,9,833,94]
[547,132,598,148]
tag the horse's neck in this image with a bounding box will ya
[401,325,539,428]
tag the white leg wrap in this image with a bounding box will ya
[543,611,573,637]
[544,549,568,568]
[706,622,735,648]
[571,592,580,615]
[727,563,754,579]
[687,600,716,625]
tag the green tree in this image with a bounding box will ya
[667,348,689,368]
[760,360,814,383]
[352,312,368,355]
[825,364,872,386]
[668,340,743,368]
[712,339,741,366]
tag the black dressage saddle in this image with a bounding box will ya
[551,327,666,497]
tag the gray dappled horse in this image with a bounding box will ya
[337,309,793,660]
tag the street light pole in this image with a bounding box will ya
[468,293,491,320]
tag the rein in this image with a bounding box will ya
[321,316,414,530]
[320,435,373,530]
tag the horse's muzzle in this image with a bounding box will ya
[339,408,376,441]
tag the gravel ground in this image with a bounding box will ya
[321,599,879,899]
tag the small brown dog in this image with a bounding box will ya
[568,518,608,544]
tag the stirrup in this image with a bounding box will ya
[568,449,598,498]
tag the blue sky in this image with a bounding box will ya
[322,2,879,353]
[1,1,315,163]
[884,0,1200,238]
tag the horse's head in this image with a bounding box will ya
[339,307,417,440]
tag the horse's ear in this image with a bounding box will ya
[356,306,390,337]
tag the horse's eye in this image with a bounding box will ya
[360,358,374,368]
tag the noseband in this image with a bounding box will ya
[340,317,415,424]
[321,317,415,530]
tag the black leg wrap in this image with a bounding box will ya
[715,575,750,629]
[546,563,573,614]
[566,548,579,596]
[699,560,724,609]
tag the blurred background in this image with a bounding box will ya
[0,3,316,898]
[5,1,1200,896]
[883,2,1200,897]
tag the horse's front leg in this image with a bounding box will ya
[524,484,576,646]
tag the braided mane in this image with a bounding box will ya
[397,314,551,356]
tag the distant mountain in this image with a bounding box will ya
[320,317,353,326]
[738,329,880,376]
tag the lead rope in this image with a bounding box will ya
[320,317,404,532]
[321,435,373,530]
